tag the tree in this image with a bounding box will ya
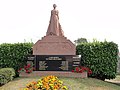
[74,38,87,45]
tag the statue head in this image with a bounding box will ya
[53,4,57,9]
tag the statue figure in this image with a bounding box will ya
[46,4,64,36]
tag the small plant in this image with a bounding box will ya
[23,75,68,90]
[72,66,92,75]
[18,64,35,74]
[0,68,15,86]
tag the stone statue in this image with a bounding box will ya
[33,4,76,56]
[46,4,64,36]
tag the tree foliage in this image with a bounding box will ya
[74,38,87,45]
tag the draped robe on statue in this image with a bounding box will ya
[46,7,64,36]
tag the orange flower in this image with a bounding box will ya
[23,75,68,90]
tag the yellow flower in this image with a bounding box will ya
[62,86,68,90]
[23,75,68,90]
[23,88,29,90]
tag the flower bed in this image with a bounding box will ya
[23,75,68,90]
[18,64,35,74]
[72,66,92,76]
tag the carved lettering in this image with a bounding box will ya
[46,57,62,60]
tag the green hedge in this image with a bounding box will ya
[77,41,118,80]
[0,43,33,76]
[0,68,15,85]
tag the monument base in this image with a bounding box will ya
[27,55,81,71]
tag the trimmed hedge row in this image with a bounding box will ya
[77,41,118,80]
[0,43,33,76]
[0,68,15,85]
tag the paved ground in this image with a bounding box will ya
[105,79,120,86]
[105,75,120,86]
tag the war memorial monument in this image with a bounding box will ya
[27,4,80,71]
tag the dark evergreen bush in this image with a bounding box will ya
[77,41,118,80]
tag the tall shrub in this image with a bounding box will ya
[77,41,118,80]
[0,43,33,77]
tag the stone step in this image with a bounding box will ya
[20,71,87,78]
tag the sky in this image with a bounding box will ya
[0,0,120,50]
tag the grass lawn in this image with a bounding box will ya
[0,76,120,90]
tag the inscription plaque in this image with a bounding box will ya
[72,57,80,68]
